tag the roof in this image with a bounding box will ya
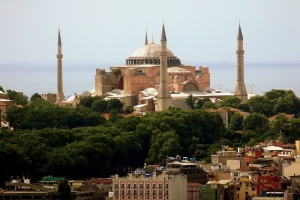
[87,178,112,185]
[268,114,294,121]
[187,182,201,187]
[41,177,62,182]
[263,146,283,151]
[130,43,175,57]
[218,180,231,185]
[134,104,147,108]
[229,107,250,117]
[143,87,157,95]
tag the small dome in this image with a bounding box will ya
[143,87,157,95]
[63,95,76,103]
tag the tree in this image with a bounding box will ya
[124,106,134,114]
[30,93,42,102]
[241,130,259,144]
[242,113,269,133]
[248,96,273,117]
[201,101,217,109]
[6,90,28,106]
[6,89,18,100]
[146,131,181,164]
[109,109,123,123]
[79,96,94,108]
[195,99,211,109]
[0,85,4,93]
[91,99,108,113]
[268,113,290,135]
[194,149,207,161]
[249,90,300,117]
[229,112,243,131]
[237,103,250,112]
[186,94,196,109]
[107,98,124,113]
[218,96,242,108]
[286,118,300,142]
[58,179,71,200]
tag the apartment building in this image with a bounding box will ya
[112,171,187,200]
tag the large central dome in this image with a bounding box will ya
[126,41,181,66]
[131,43,175,57]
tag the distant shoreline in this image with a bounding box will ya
[1,62,300,98]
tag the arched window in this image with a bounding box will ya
[183,82,199,91]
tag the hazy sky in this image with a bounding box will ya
[1,0,300,68]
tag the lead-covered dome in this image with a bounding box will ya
[126,42,181,66]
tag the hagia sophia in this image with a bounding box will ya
[0,24,248,125]
[55,24,248,113]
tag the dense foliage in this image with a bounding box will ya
[1,105,226,186]
[6,89,29,106]
[1,88,300,188]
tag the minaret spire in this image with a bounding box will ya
[156,23,172,111]
[145,30,148,45]
[234,24,247,103]
[161,23,167,41]
[56,28,64,102]
[237,24,243,40]
[58,29,62,46]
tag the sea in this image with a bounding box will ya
[0,61,300,98]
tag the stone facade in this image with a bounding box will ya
[112,171,187,200]
[41,93,56,103]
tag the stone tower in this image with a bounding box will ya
[56,29,64,102]
[156,24,172,111]
[234,24,248,103]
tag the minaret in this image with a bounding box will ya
[156,24,172,111]
[234,24,248,103]
[56,29,64,102]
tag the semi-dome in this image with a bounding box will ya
[126,41,181,66]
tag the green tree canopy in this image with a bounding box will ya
[6,89,28,106]
[91,99,108,113]
[107,98,124,113]
[201,101,217,110]
[186,94,196,109]
[229,112,243,131]
[0,85,4,93]
[79,96,94,108]
[242,113,269,133]
[248,89,300,117]
[30,93,42,102]
[218,96,242,108]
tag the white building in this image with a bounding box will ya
[112,171,187,200]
